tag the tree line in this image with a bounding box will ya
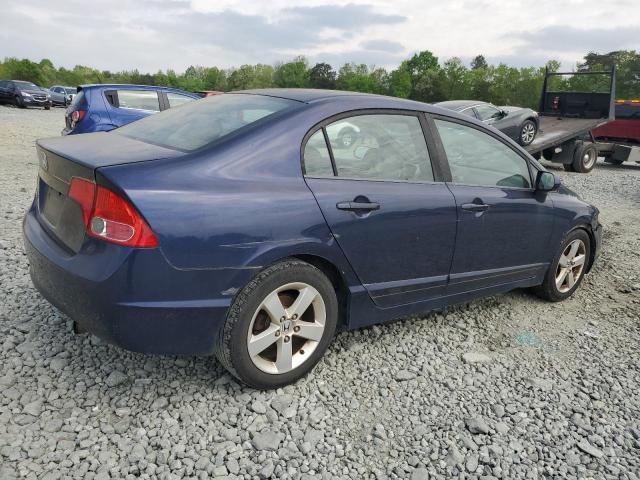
[1,50,638,109]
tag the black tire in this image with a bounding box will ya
[533,229,591,302]
[337,127,357,149]
[44,104,51,110]
[14,95,25,108]
[572,142,598,173]
[214,259,338,389]
[563,163,575,172]
[518,119,537,146]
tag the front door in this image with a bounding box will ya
[303,112,458,308]
[432,117,555,294]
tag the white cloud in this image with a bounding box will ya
[0,0,638,72]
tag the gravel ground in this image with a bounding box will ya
[1,105,639,480]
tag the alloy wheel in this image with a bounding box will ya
[521,122,536,145]
[247,282,326,374]
[555,239,587,293]
[582,148,597,170]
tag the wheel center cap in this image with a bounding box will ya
[281,320,292,334]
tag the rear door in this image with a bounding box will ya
[303,111,458,308]
[430,116,555,294]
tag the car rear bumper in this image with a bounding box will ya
[23,206,247,355]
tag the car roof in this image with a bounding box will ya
[435,100,487,111]
[229,88,438,110]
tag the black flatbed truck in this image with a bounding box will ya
[526,68,616,173]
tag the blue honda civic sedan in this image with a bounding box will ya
[24,89,602,388]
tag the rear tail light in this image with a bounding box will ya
[68,178,158,248]
[70,110,86,128]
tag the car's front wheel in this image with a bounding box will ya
[534,229,591,302]
[519,119,537,146]
[214,259,338,389]
[14,95,25,108]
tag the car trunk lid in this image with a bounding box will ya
[35,133,181,252]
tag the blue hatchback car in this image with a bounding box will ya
[62,84,200,135]
[25,89,602,388]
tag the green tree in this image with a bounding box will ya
[274,57,309,88]
[471,55,488,70]
[309,62,336,89]
[389,62,412,98]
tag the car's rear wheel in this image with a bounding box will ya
[519,119,537,146]
[214,259,338,389]
[534,229,591,302]
[572,142,598,173]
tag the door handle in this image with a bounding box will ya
[336,201,380,212]
[461,203,490,212]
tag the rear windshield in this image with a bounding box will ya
[64,87,76,95]
[114,94,298,151]
[70,90,85,108]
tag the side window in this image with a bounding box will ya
[474,104,501,121]
[167,92,196,108]
[303,130,334,177]
[324,114,434,182]
[116,90,160,112]
[434,119,531,188]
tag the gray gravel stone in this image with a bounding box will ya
[104,370,128,387]
[577,440,604,458]
[252,431,283,451]
[465,416,490,434]
[411,468,429,480]
[462,352,492,364]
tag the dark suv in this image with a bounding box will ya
[0,80,52,109]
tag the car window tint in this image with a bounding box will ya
[115,93,298,152]
[303,130,333,177]
[474,104,501,121]
[325,114,434,182]
[117,90,160,111]
[434,119,531,188]
[167,92,195,108]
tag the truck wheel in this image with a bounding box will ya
[563,163,575,172]
[572,143,598,173]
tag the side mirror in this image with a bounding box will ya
[500,109,508,117]
[536,171,560,191]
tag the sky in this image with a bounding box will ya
[0,0,639,72]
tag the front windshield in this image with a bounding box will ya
[115,93,299,152]
[14,81,39,90]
